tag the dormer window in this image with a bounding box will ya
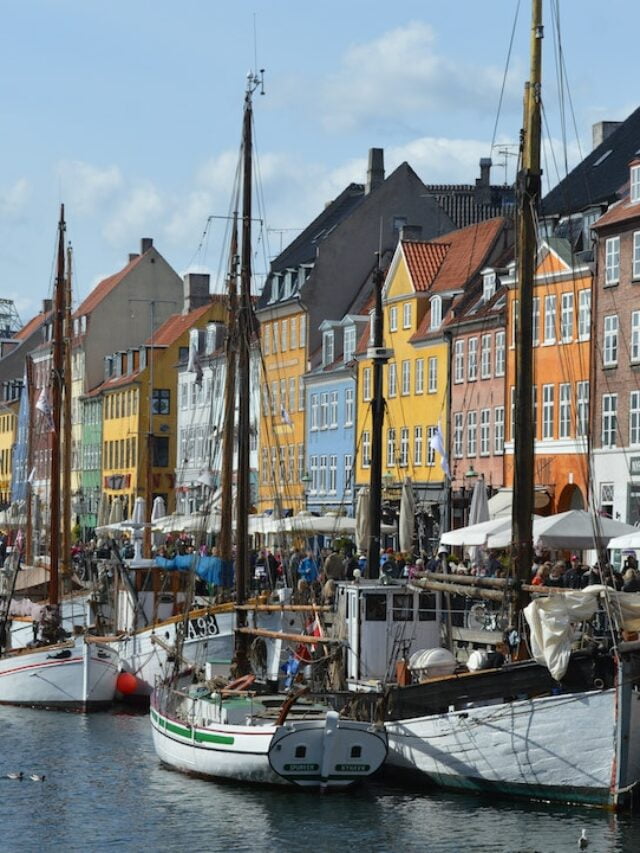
[322,330,334,366]
[631,164,640,204]
[189,327,199,352]
[344,325,356,363]
[483,271,496,302]
[206,323,217,354]
[104,355,113,379]
[430,296,442,329]
[139,346,147,370]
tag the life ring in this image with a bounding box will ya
[222,673,256,693]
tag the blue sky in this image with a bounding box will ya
[0,0,637,323]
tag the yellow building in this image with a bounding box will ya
[0,404,17,506]
[93,299,226,518]
[256,305,307,513]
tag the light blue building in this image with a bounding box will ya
[304,315,368,516]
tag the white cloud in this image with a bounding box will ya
[0,178,30,218]
[318,21,518,133]
[56,160,123,214]
[103,182,165,246]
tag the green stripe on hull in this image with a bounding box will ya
[151,707,235,746]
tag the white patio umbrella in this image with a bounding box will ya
[96,493,110,529]
[532,510,637,549]
[607,530,640,551]
[151,496,166,547]
[399,477,416,553]
[355,487,370,553]
[467,477,490,562]
[108,496,123,526]
[440,516,513,548]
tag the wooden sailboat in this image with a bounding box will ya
[0,206,119,710]
[356,1,640,809]
[150,74,388,789]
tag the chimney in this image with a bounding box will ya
[400,225,423,242]
[42,298,52,314]
[366,148,385,194]
[592,121,622,150]
[183,272,211,314]
[141,237,153,254]
[475,158,493,205]
[129,253,140,263]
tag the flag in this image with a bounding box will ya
[187,341,203,387]
[280,406,292,426]
[197,467,216,488]
[27,467,36,484]
[36,388,54,432]
[429,423,450,479]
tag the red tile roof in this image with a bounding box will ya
[14,310,50,340]
[402,241,449,291]
[74,253,145,317]
[593,193,640,229]
[146,299,225,347]
[84,369,144,397]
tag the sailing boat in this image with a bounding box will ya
[348,1,640,809]
[150,74,387,789]
[0,206,119,710]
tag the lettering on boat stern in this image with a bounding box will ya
[334,764,370,773]
[187,614,220,640]
[283,763,320,772]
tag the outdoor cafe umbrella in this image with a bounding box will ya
[399,477,415,553]
[467,477,490,562]
[355,487,370,553]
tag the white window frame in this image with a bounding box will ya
[322,330,334,366]
[483,271,496,302]
[388,362,397,398]
[343,325,356,363]
[454,340,464,383]
[344,454,353,493]
[631,165,640,204]
[389,306,398,332]
[605,236,620,285]
[544,295,556,343]
[603,314,619,367]
[329,391,338,427]
[542,384,555,440]
[559,383,571,439]
[561,292,574,343]
[494,406,504,455]
[281,319,288,352]
[576,381,589,438]
[428,356,438,393]
[480,408,490,456]
[362,431,371,468]
[466,411,477,457]
[532,296,540,346]
[602,393,617,448]
[480,334,491,378]
[310,394,319,430]
[427,426,437,466]
[401,360,411,396]
[399,427,409,467]
[363,367,372,402]
[403,302,411,329]
[328,455,337,493]
[630,391,640,447]
[453,413,463,458]
[467,338,478,381]
[632,311,640,363]
[386,428,396,467]
[634,232,640,280]
[578,290,591,340]
[319,392,329,429]
[413,426,423,466]
[495,331,505,376]
[415,358,424,394]
[344,387,354,426]
[430,296,442,329]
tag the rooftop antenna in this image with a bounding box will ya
[494,144,519,184]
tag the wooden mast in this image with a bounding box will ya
[233,72,262,673]
[366,262,386,577]
[218,215,239,578]
[49,205,66,607]
[62,243,73,579]
[24,355,34,564]
[511,0,543,602]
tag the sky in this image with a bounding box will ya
[0,0,638,324]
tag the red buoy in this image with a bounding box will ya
[116,671,139,696]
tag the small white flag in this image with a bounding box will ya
[36,388,54,432]
[281,406,292,426]
[429,423,450,479]
[197,467,216,488]
[28,467,36,484]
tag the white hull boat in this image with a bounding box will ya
[150,685,387,789]
[0,636,119,711]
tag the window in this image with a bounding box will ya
[403,302,411,329]
[495,331,505,376]
[605,236,620,285]
[152,436,169,468]
[415,358,424,394]
[544,295,556,343]
[576,381,589,438]
[328,456,337,493]
[289,377,296,414]
[400,427,409,467]
[344,454,353,493]
[392,593,414,622]
[298,444,304,482]
[329,391,338,427]
[310,455,318,493]
[494,406,504,455]
[483,271,496,302]
[401,360,411,395]
[363,367,372,401]
[281,319,288,352]
[542,384,555,440]
[466,411,477,456]
[365,594,387,621]
[561,292,574,342]
[632,312,640,362]
[430,296,442,329]
[290,316,297,349]
[467,338,478,380]
[603,315,619,366]
[559,383,571,439]
[481,334,491,378]
[532,297,540,345]
[386,428,396,467]
[389,306,398,332]
[427,426,437,466]
[319,393,329,429]
[388,363,397,398]
[345,387,354,426]
[151,389,170,415]
[413,426,423,466]
[318,455,327,493]
[630,391,640,446]
[322,331,334,366]
[298,377,305,411]
[453,413,463,458]
[428,357,438,393]
[578,290,591,340]
[600,483,614,519]
[631,165,640,203]
[310,394,319,430]
[344,325,356,362]
[634,232,640,280]
[299,315,306,349]
[510,386,516,441]
[454,340,464,383]
[272,321,279,353]
[362,431,371,467]
[480,409,490,455]
[602,393,617,447]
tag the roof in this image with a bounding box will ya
[592,192,640,230]
[402,241,450,291]
[74,253,145,317]
[14,310,50,341]
[542,106,640,217]
[147,300,223,347]
[424,184,514,229]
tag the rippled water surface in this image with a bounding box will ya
[0,706,639,852]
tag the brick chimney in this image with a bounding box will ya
[592,121,622,150]
[366,148,385,194]
[400,225,423,241]
[183,273,210,314]
[141,237,153,254]
[475,158,492,205]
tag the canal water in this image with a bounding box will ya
[0,705,639,852]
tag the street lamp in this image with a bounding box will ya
[300,471,311,511]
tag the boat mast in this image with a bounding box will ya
[218,215,239,577]
[366,261,386,577]
[62,243,73,579]
[49,205,66,607]
[25,355,34,564]
[233,71,263,672]
[511,0,543,600]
